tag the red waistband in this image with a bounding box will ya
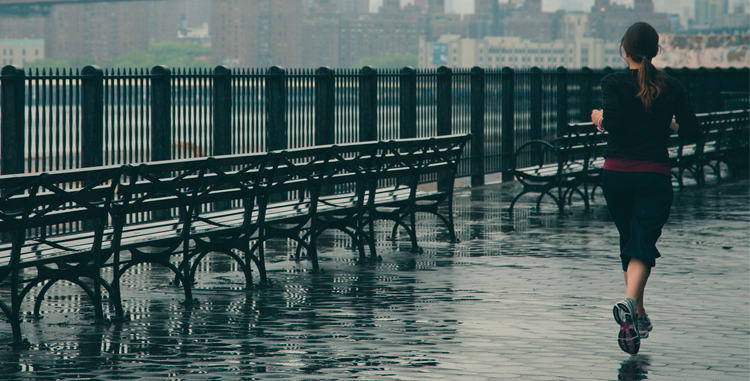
[602,157,672,176]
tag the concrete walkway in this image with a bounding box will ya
[0,178,747,380]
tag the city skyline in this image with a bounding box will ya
[1,0,747,69]
[372,0,748,14]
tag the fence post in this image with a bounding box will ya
[679,67,694,111]
[213,65,232,156]
[81,65,103,168]
[581,66,593,121]
[266,66,287,152]
[501,67,515,182]
[712,67,723,112]
[399,66,417,139]
[740,67,750,93]
[436,66,452,192]
[151,65,171,162]
[530,67,542,142]
[699,67,710,111]
[315,66,335,146]
[556,66,568,137]
[437,66,452,137]
[470,66,485,187]
[717,67,728,109]
[359,66,378,142]
[1,65,25,175]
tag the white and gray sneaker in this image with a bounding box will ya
[637,314,653,339]
[613,297,640,354]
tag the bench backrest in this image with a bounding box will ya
[112,152,271,240]
[0,166,125,277]
[0,167,124,236]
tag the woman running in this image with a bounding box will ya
[591,21,702,355]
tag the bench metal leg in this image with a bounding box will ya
[8,268,28,346]
[508,191,528,216]
[97,278,127,323]
[390,215,421,253]
[0,298,24,346]
[117,255,195,306]
[189,248,255,290]
[26,277,109,326]
[533,191,562,214]
[564,186,590,212]
[109,272,127,322]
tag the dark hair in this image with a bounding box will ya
[620,22,666,112]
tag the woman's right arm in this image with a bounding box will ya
[599,75,628,136]
[673,84,702,142]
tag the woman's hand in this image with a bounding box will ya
[591,109,603,126]
[670,118,679,133]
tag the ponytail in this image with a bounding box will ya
[620,22,667,113]
[636,56,666,113]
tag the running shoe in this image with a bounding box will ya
[613,297,640,354]
[637,314,653,339]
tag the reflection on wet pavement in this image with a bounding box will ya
[1,180,748,380]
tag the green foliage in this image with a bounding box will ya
[23,42,212,71]
[354,54,418,69]
[107,42,212,69]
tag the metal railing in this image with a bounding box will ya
[2,64,748,186]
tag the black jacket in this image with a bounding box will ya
[600,69,702,164]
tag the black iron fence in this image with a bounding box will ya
[2,64,748,186]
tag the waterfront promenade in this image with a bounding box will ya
[0,178,747,380]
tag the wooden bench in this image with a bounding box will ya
[0,134,470,344]
[509,110,749,214]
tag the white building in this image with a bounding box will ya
[0,39,44,67]
[419,34,624,69]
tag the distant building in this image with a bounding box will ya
[336,0,369,14]
[500,0,561,42]
[302,15,340,67]
[588,0,673,41]
[692,0,749,31]
[0,14,45,41]
[0,39,44,67]
[653,31,749,68]
[43,1,181,65]
[211,0,304,68]
[419,34,623,69]
[338,11,427,67]
[694,0,728,29]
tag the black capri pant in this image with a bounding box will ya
[601,170,673,272]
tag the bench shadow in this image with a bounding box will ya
[618,354,651,381]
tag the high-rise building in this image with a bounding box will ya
[336,0,369,14]
[695,0,728,28]
[633,0,653,12]
[429,0,445,14]
[44,2,178,65]
[588,0,672,41]
[302,13,340,67]
[525,0,542,12]
[559,12,588,41]
[211,0,303,68]
[338,8,427,67]
[0,14,45,41]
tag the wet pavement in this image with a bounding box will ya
[0,178,748,380]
